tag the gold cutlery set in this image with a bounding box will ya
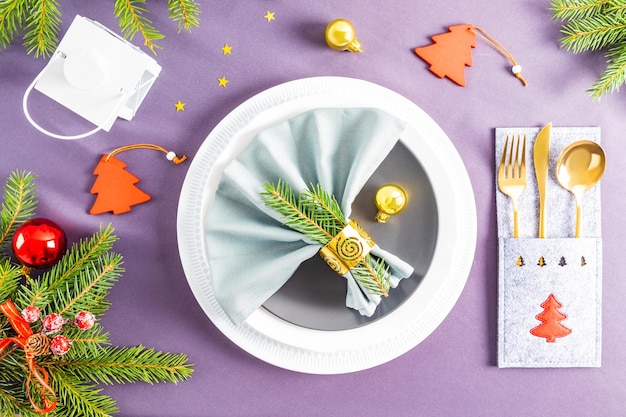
[498,123,606,238]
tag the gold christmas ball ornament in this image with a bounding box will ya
[325,19,362,52]
[375,184,407,223]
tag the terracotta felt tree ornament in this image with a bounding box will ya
[89,144,186,215]
[414,24,527,87]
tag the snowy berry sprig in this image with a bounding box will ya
[20,306,96,356]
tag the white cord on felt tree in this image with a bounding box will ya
[22,51,129,140]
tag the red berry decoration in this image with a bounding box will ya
[50,335,71,355]
[21,305,41,323]
[12,218,67,269]
[43,313,64,333]
[74,311,95,330]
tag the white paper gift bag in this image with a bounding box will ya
[22,15,161,139]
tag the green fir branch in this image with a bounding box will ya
[22,0,61,57]
[63,325,111,358]
[589,42,626,97]
[51,373,119,417]
[300,183,347,238]
[51,252,124,317]
[261,180,391,297]
[551,0,609,21]
[0,170,37,252]
[261,180,335,245]
[351,255,391,296]
[167,0,200,32]
[114,0,164,53]
[47,345,194,385]
[0,258,22,303]
[0,0,28,48]
[552,0,626,98]
[16,224,119,312]
[559,13,626,52]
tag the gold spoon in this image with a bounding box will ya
[555,140,606,237]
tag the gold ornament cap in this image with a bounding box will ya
[325,19,362,52]
[375,184,407,223]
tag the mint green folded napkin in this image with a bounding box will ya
[205,107,414,325]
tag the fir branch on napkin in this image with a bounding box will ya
[261,180,391,296]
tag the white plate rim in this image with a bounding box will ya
[176,76,477,374]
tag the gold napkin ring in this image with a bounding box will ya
[319,220,375,275]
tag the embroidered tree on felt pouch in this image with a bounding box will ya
[530,293,572,343]
[90,155,151,215]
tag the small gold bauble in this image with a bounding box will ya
[375,184,407,223]
[325,19,362,52]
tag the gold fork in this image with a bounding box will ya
[498,134,527,238]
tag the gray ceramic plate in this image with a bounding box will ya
[263,141,438,330]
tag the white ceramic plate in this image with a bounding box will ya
[177,76,477,374]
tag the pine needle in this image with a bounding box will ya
[51,373,119,417]
[167,0,200,33]
[0,170,37,251]
[48,345,194,385]
[551,0,609,21]
[0,0,28,48]
[589,42,626,97]
[114,0,164,54]
[262,180,391,297]
[22,0,61,57]
[552,0,626,98]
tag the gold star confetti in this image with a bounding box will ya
[174,100,185,111]
[218,76,229,88]
[221,44,232,55]
[264,11,275,22]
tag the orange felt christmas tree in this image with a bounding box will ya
[530,294,572,343]
[414,24,476,86]
[414,24,527,87]
[90,155,152,215]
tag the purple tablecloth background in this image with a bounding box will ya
[2,1,626,416]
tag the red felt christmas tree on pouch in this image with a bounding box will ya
[414,24,527,87]
[530,293,572,343]
[89,144,186,215]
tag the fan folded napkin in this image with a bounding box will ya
[205,108,415,325]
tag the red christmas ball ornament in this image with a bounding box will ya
[50,334,71,355]
[43,313,64,333]
[74,311,96,330]
[12,218,67,269]
[21,305,41,323]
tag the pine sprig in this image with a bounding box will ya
[0,258,22,303]
[51,373,119,417]
[261,180,391,297]
[0,0,28,48]
[16,224,119,313]
[552,0,626,97]
[559,13,626,53]
[261,180,335,245]
[590,41,626,97]
[551,0,609,21]
[47,345,194,385]
[114,0,164,53]
[22,0,61,57]
[0,0,200,56]
[0,170,194,416]
[168,0,200,33]
[0,170,37,252]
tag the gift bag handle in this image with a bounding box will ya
[22,51,129,140]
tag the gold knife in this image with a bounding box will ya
[534,123,551,238]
